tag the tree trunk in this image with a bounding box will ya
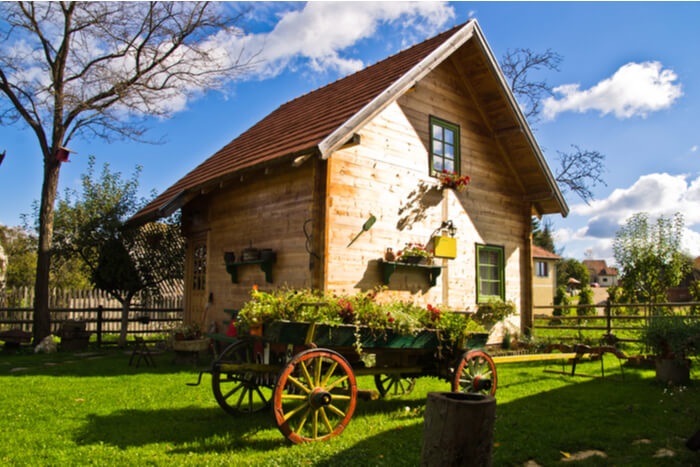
[118,297,133,347]
[32,158,61,344]
[421,392,496,467]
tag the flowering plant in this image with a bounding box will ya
[396,242,432,259]
[236,287,486,348]
[439,170,471,192]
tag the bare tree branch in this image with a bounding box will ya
[0,1,258,343]
[501,47,562,122]
[555,145,607,204]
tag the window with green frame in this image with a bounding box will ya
[476,244,504,302]
[430,116,460,175]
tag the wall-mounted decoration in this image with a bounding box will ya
[347,215,376,247]
[434,236,457,259]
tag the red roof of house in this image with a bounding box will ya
[582,260,618,276]
[132,22,467,222]
[532,245,561,260]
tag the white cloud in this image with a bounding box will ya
[543,61,682,120]
[222,2,455,78]
[558,173,700,262]
[691,145,698,153]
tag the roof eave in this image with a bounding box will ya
[318,21,476,158]
[319,19,569,218]
[470,23,569,217]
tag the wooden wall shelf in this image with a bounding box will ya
[380,260,443,287]
[225,258,275,284]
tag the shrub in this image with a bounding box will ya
[639,317,700,360]
[577,286,594,316]
[473,299,516,326]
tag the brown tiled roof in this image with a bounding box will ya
[582,260,618,276]
[132,22,468,222]
[532,245,561,259]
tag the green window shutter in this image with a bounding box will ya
[476,244,504,302]
[430,116,460,176]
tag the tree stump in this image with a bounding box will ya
[421,392,496,467]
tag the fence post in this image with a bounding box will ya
[97,305,103,348]
[605,300,612,335]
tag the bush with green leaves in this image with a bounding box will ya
[473,299,516,326]
[553,285,571,316]
[236,287,485,346]
[639,317,700,360]
[576,285,594,316]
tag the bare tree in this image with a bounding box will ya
[0,2,255,344]
[555,145,606,204]
[501,48,562,122]
[501,48,605,204]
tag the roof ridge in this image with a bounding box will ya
[276,21,469,109]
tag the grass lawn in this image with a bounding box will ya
[1,348,699,466]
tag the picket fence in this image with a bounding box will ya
[0,286,183,341]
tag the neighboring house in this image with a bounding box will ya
[532,245,561,314]
[131,20,568,336]
[582,260,619,287]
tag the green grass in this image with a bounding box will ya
[0,349,698,466]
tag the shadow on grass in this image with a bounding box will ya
[74,406,282,452]
[322,367,699,466]
[0,350,213,378]
[72,392,431,454]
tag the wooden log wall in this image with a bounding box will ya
[182,162,317,328]
[326,58,531,332]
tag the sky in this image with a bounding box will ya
[1,1,699,267]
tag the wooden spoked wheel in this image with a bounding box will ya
[374,374,416,398]
[452,350,497,396]
[212,340,275,416]
[273,348,357,444]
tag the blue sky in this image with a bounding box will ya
[2,2,699,265]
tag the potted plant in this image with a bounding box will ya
[640,317,699,384]
[473,299,516,332]
[169,322,209,353]
[396,243,433,265]
[438,170,471,192]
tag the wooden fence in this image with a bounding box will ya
[0,287,183,344]
[533,301,700,344]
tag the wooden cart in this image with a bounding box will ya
[191,319,497,444]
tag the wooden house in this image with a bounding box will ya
[582,260,619,287]
[132,20,569,336]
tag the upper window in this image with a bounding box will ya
[430,116,460,175]
[536,261,549,278]
[476,244,504,302]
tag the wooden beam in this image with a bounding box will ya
[524,192,555,202]
[449,55,527,194]
[494,126,523,138]
[339,133,361,150]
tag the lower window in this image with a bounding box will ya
[476,244,504,302]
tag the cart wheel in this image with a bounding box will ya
[212,339,275,416]
[452,350,497,396]
[273,348,357,444]
[374,374,416,398]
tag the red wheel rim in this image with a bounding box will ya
[452,350,497,396]
[273,349,357,443]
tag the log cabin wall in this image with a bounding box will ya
[325,58,531,333]
[181,162,317,328]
